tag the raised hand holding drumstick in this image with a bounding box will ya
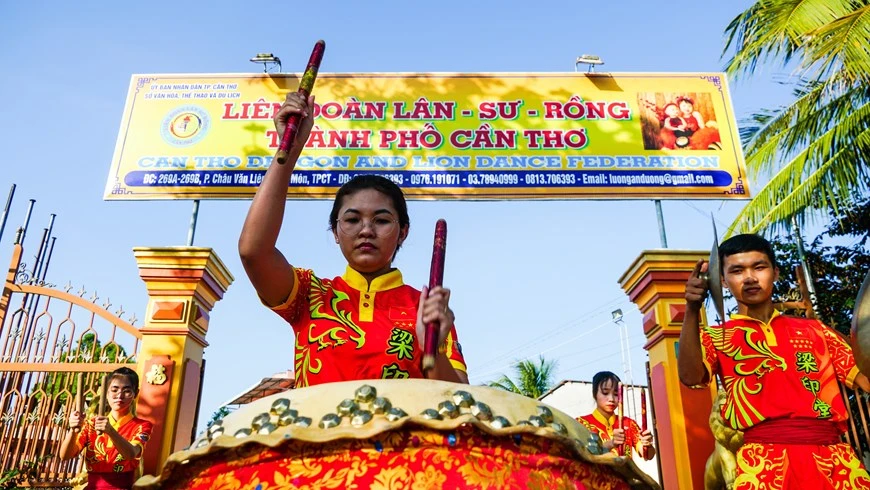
[275,40,325,164]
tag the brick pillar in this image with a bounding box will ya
[133,247,233,474]
[619,250,716,490]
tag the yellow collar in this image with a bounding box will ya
[730,309,781,324]
[110,412,133,430]
[342,266,404,292]
[592,408,616,428]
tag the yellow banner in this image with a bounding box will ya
[104,73,750,200]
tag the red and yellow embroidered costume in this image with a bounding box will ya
[700,310,870,489]
[74,412,151,489]
[272,266,466,387]
[577,409,644,458]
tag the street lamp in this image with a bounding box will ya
[611,309,624,323]
[575,54,604,73]
[612,307,635,415]
[250,52,282,73]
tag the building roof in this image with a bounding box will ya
[222,370,294,407]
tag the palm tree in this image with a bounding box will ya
[723,0,870,236]
[488,356,557,399]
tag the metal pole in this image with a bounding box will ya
[25,235,57,341]
[0,184,15,245]
[654,200,668,248]
[33,215,56,282]
[791,215,818,310]
[39,237,57,284]
[20,227,49,345]
[20,199,35,245]
[187,200,200,246]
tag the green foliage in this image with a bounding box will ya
[0,456,51,490]
[723,0,870,235]
[488,356,557,399]
[769,196,870,335]
[207,406,231,428]
[32,332,129,405]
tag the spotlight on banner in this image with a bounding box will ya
[250,53,282,73]
[575,54,604,73]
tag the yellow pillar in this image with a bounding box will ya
[132,247,233,474]
[619,250,717,490]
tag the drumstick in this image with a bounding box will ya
[617,382,625,456]
[96,374,108,435]
[422,219,447,373]
[72,373,83,433]
[275,40,326,165]
[641,389,648,459]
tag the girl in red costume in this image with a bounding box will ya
[60,368,152,490]
[239,93,468,388]
[577,371,655,459]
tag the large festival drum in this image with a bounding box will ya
[134,380,659,489]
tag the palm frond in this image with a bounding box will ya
[489,356,557,399]
[488,376,521,394]
[742,81,866,177]
[723,0,850,78]
[729,124,870,235]
[803,5,870,84]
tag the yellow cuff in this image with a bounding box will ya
[449,359,467,373]
[845,366,860,389]
[263,267,300,311]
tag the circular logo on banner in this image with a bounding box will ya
[161,105,210,147]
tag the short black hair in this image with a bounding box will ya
[592,371,621,397]
[110,367,140,395]
[718,233,777,273]
[329,175,410,251]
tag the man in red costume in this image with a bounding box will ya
[678,233,870,489]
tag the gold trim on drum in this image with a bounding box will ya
[351,410,373,427]
[372,396,391,414]
[319,413,341,429]
[354,384,377,403]
[250,412,270,431]
[421,408,442,420]
[337,398,358,417]
[277,409,298,426]
[470,401,493,420]
[452,390,475,407]
[257,422,277,435]
[270,398,290,416]
[438,400,459,418]
[537,405,555,423]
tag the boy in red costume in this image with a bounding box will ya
[678,233,870,489]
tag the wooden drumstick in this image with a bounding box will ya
[641,389,648,459]
[72,373,83,433]
[275,40,326,164]
[422,219,447,373]
[617,382,625,456]
[96,374,108,435]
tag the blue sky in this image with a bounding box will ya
[1,0,799,429]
